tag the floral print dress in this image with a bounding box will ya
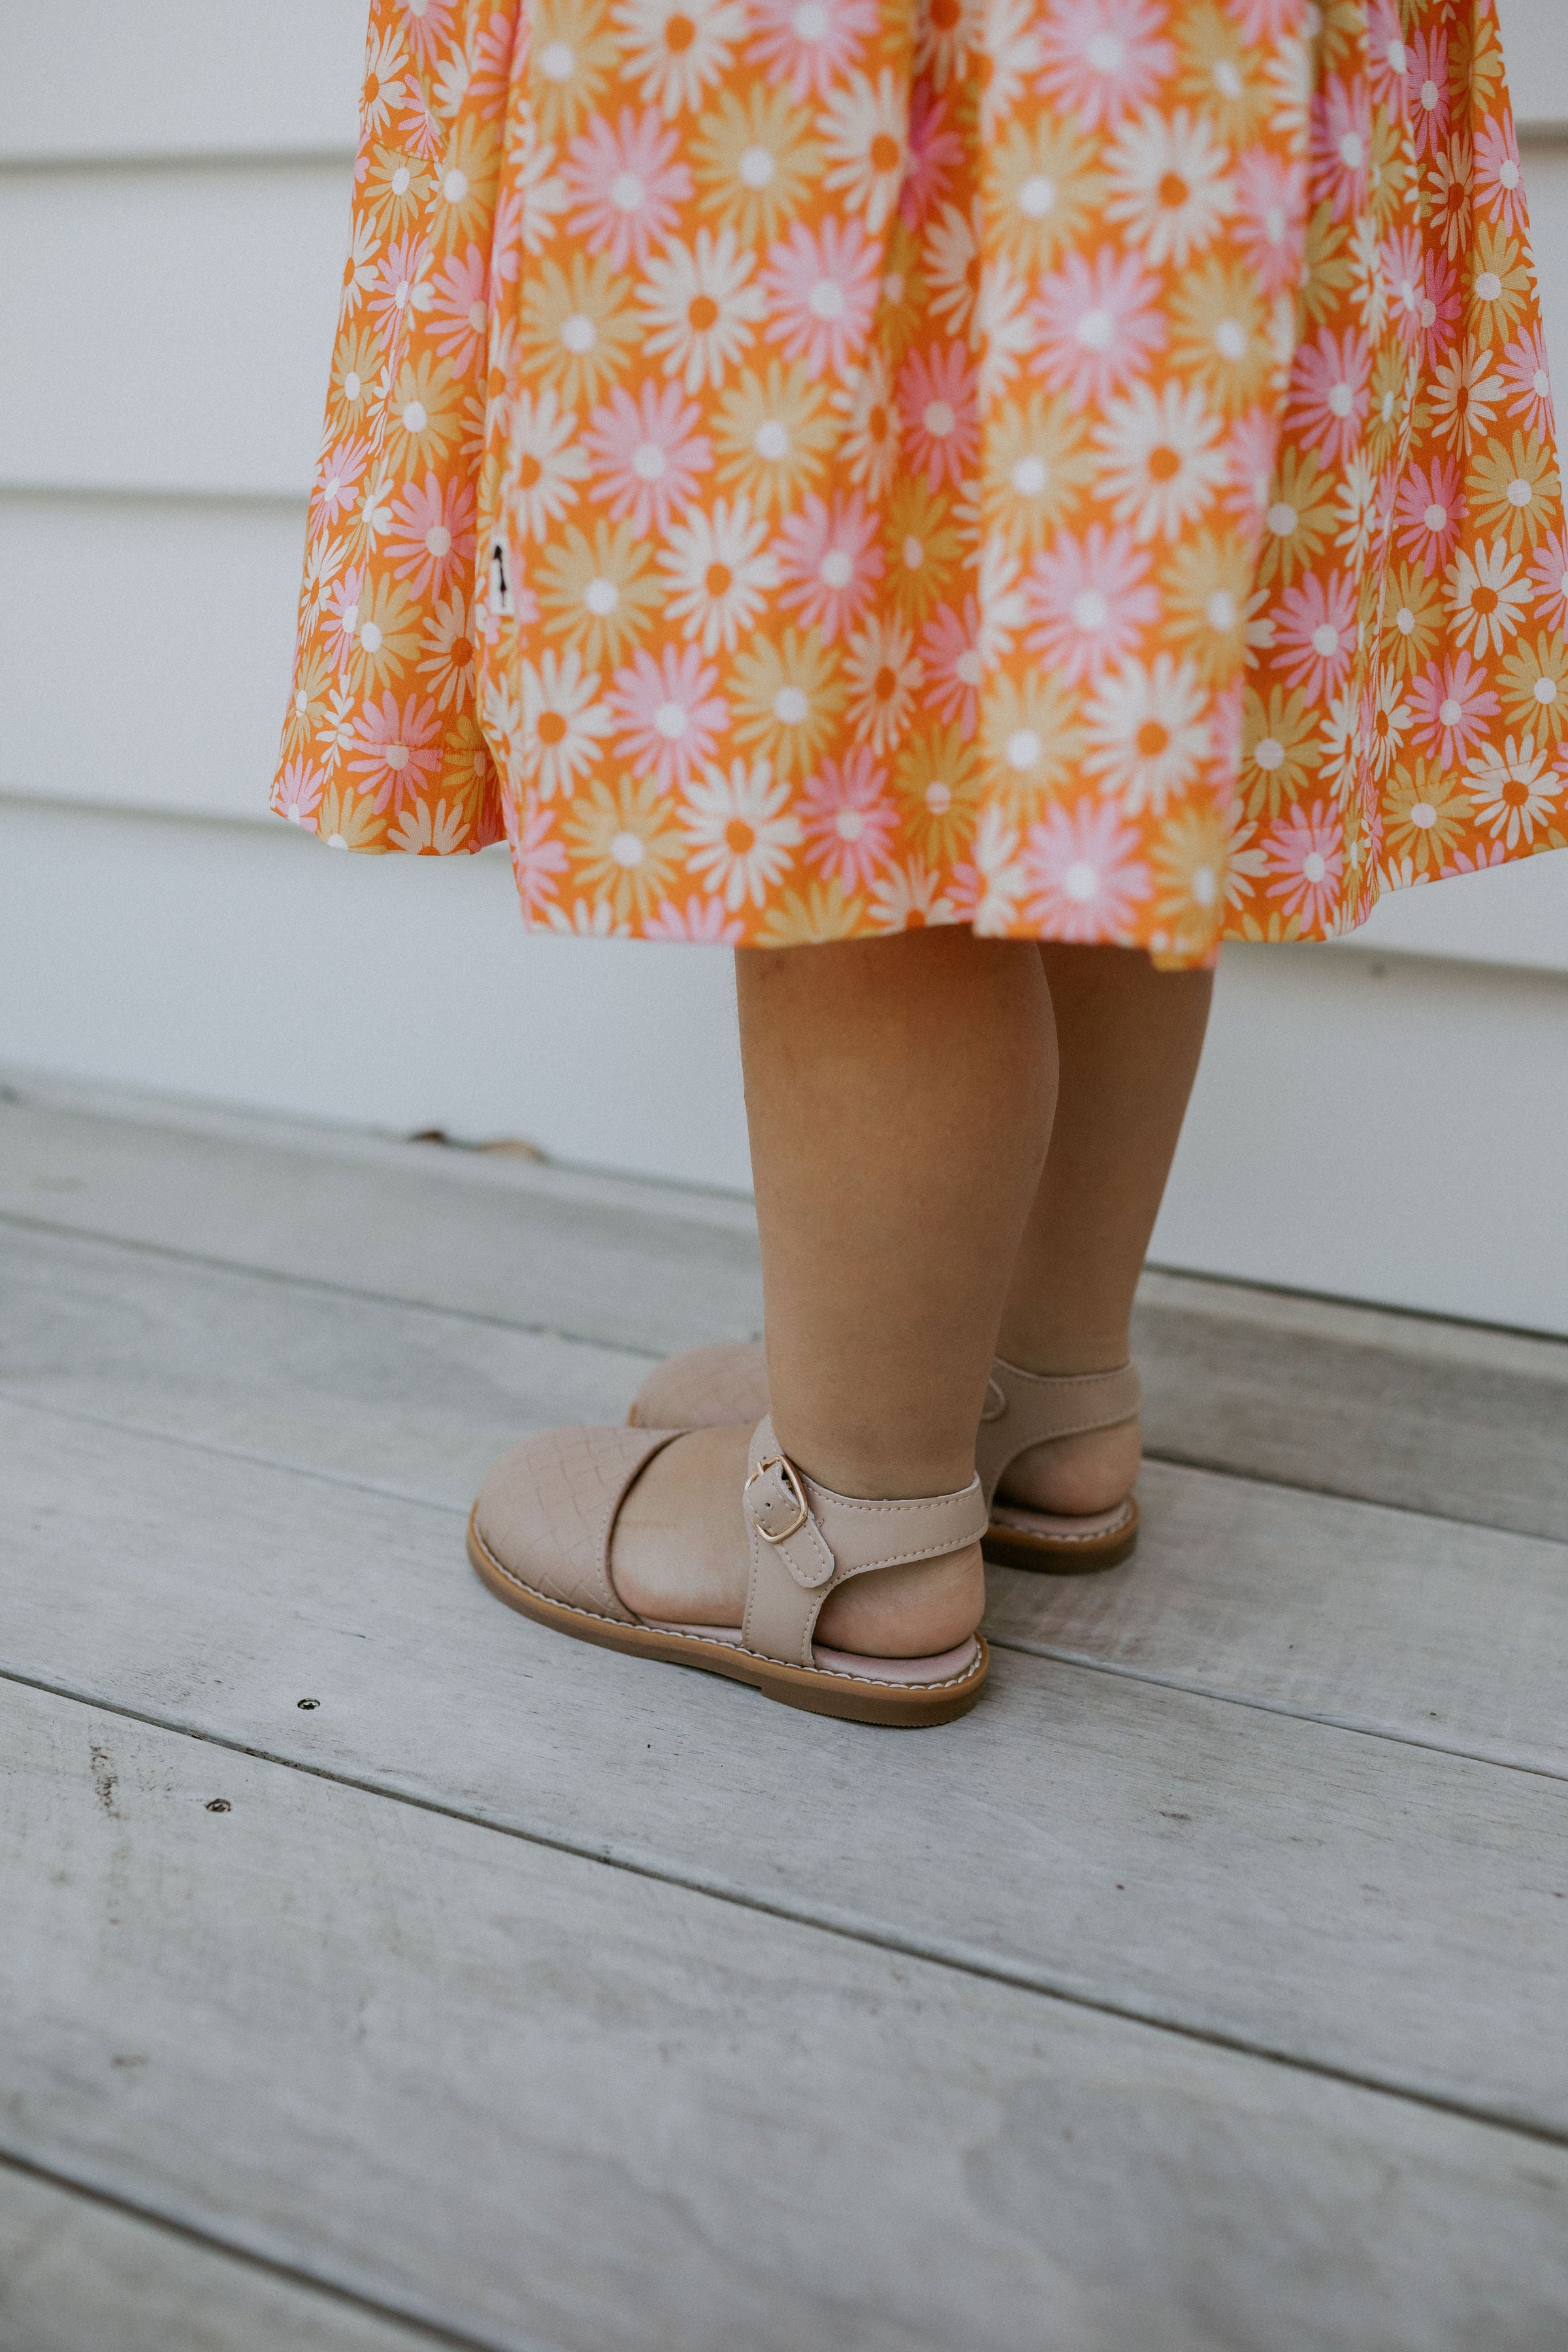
[274,0,1568,965]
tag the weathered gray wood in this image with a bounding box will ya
[5,1397,1568,2136]
[6,1679,1568,2352]
[985,1454,1568,1767]
[7,1076,1568,1538]
[0,2164,449,2352]
[0,1090,764,1358]
[1133,1268,1568,1544]
[3,1226,1564,1771]
[0,1224,649,1507]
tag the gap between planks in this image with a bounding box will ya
[5,1383,1561,1787]
[5,1652,1566,2159]
[0,2148,495,2352]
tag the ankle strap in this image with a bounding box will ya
[741,1415,986,1668]
[975,1358,1141,1509]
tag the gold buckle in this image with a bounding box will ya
[744,1452,810,1543]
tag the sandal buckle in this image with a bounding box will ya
[745,1452,811,1544]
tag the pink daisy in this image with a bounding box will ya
[1309,76,1371,222]
[583,382,712,537]
[1026,524,1158,683]
[346,691,444,813]
[1021,799,1153,941]
[920,598,985,734]
[777,493,885,641]
[1034,248,1166,404]
[1036,0,1176,133]
[329,566,365,670]
[1499,327,1556,431]
[643,894,746,943]
[514,799,569,922]
[800,749,899,890]
[468,8,518,106]
[1439,841,1509,877]
[747,0,877,101]
[1233,148,1307,300]
[899,85,962,231]
[387,472,477,596]
[1273,572,1358,698]
[1393,457,1465,572]
[1529,527,1568,624]
[1284,326,1371,466]
[608,645,729,791]
[896,341,979,493]
[397,0,457,65]
[1474,118,1526,231]
[1263,800,1344,929]
[275,757,326,828]
[1224,406,1281,527]
[564,108,691,270]
[427,245,490,372]
[487,178,524,291]
[369,235,428,339]
[1420,249,1462,368]
[1365,0,1407,101]
[1409,652,1501,759]
[310,436,369,533]
[762,217,881,379]
[1405,27,1450,161]
[1381,226,1427,348]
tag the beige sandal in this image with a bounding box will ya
[629,1343,1141,1573]
[468,1414,990,1727]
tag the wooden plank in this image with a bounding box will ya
[0,163,347,498]
[6,1678,1568,2352]
[4,1398,1568,2137]
[0,1096,762,1359]
[6,1093,1568,1537]
[0,2,362,163]
[0,2163,451,2352]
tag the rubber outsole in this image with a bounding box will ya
[466,1509,989,1728]
[982,1498,1139,1576]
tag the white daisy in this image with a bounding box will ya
[1462,733,1560,848]
[819,69,907,233]
[611,0,747,116]
[680,755,802,907]
[1105,106,1234,269]
[980,0,1043,133]
[976,258,1034,399]
[868,856,958,932]
[1096,380,1226,541]
[1448,540,1533,658]
[506,387,588,539]
[962,806,1026,931]
[660,496,779,653]
[639,227,764,392]
[1084,653,1210,813]
[546,897,632,936]
[520,648,610,797]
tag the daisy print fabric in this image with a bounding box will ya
[274,0,1568,964]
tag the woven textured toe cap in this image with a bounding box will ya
[630,1341,770,1431]
[472,1424,679,1622]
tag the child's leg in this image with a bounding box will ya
[612,926,1057,1655]
[996,945,1213,1516]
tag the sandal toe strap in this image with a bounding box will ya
[741,1414,987,1669]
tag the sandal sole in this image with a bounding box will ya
[468,1509,989,1728]
[982,1499,1139,1575]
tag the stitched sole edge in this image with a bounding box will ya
[982,1498,1139,1576]
[466,1509,988,1728]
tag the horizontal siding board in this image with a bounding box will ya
[0,2,363,163]
[0,163,346,497]
[0,1,1561,164]
[0,495,304,819]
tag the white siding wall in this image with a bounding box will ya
[3,2,1567,1330]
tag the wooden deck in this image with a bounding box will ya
[3,1070,1567,2352]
